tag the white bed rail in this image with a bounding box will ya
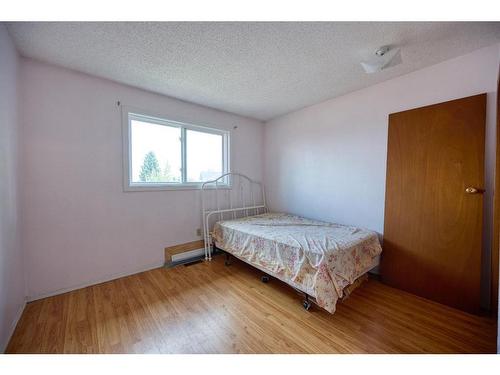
[201,172,267,260]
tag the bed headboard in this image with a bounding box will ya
[201,172,267,260]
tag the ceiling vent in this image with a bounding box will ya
[361,46,402,74]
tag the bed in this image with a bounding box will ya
[202,173,382,313]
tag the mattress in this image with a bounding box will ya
[212,213,382,313]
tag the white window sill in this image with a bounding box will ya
[124,183,231,192]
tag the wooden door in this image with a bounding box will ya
[381,94,486,314]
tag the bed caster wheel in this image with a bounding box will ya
[224,254,231,266]
[261,276,269,283]
[303,300,311,311]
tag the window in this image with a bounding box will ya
[123,108,230,190]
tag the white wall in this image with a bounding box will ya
[0,25,25,351]
[20,59,264,300]
[264,44,500,308]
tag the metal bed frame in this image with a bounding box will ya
[202,172,267,261]
[201,172,314,310]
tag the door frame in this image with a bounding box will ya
[492,67,500,317]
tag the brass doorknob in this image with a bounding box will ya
[465,187,483,194]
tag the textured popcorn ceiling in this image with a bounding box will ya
[6,22,500,121]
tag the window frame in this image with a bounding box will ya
[122,106,230,191]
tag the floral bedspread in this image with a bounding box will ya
[212,213,382,313]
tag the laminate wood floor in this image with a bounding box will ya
[6,255,497,353]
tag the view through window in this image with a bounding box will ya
[186,129,224,182]
[127,112,229,188]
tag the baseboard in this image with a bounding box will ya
[27,261,164,302]
[1,299,27,353]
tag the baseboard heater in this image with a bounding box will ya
[166,247,205,267]
[172,247,205,262]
